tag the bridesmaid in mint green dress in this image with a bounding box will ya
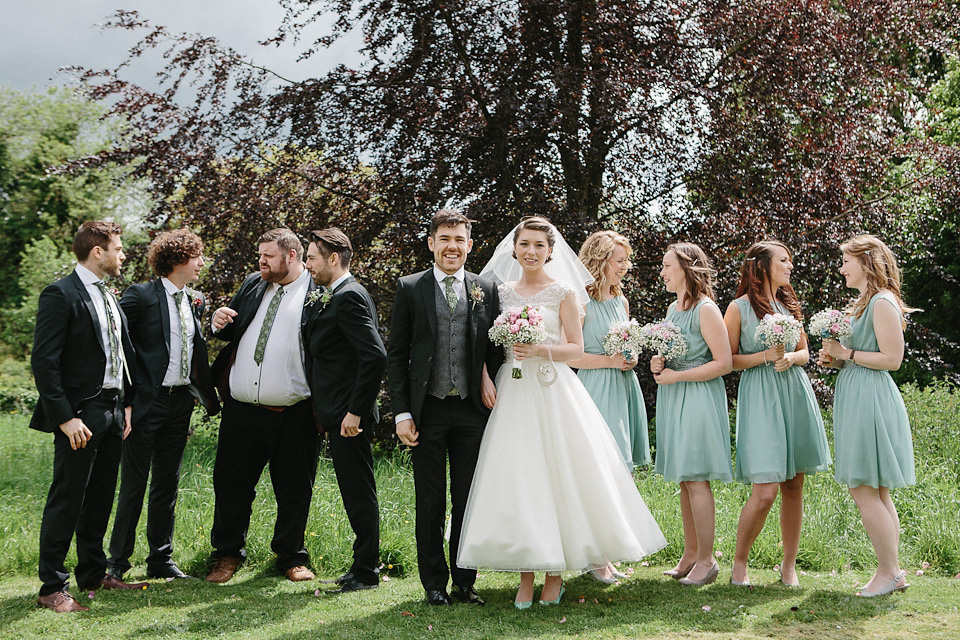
[572,231,649,470]
[723,241,830,588]
[819,235,915,597]
[570,231,649,584]
[651,243,732,587]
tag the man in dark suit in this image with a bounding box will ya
[31,220,149,613]
[303,228,386,593]
[387,209,502,606]
[204,228,320,584]
[107,229,220,581]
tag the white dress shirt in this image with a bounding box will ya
[229,268,311,406]
[75,264,124,390]
[160,277,196,387]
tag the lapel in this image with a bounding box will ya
[71,270,106,355]
[464,272,479,347]
[301,279,320,326]
[418,270,438,339]
[155,279,172,353]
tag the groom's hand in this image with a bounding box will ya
[481,366,497,409]
[341,412,363,438]
[396,419,419,446]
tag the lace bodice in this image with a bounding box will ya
[499,280,576,348]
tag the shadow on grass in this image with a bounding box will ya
[0,571,905,639]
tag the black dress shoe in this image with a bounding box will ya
[453,585,484,606]
[425,589,452,605]
[147,564,194,579]
[106,566,125,581]
[332,577,378,593]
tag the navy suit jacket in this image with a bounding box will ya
[30,270,136,432]
[303,276,387,430]
[120,279,220,423]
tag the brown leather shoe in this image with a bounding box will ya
[83,574,149,591]
[284,565,316,582]
[206,556,242,583]
[37,590,89,613]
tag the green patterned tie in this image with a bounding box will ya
[173,290,190,383]
[254,286,284,365]
[443,276,458,311]
[95,281,122,379]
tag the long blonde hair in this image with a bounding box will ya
[840,235,918,320]
[580,231,631,301]
[666,242,716,310]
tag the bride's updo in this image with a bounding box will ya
[512,216,555,263]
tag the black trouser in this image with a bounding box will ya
[210,397,319,572]
[413,395,486,591]
[327,417,381,584]
[108,387,195,574]
[38,390,123,595]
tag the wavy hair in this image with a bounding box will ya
[147,229,204,277]
[666,242,716,309]
[841,235,918,320]
[579,230,631,301]
[735,240,802,322]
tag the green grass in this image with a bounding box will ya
[2,383,960,638]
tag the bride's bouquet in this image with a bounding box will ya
[754,313,803,348]
[488,305,547,378]
[638,319,688,361]
[808,309,853,343]
[602,319,643,361]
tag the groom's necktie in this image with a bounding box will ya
[95,281,125,381]
[443,276,458,312]
[173,290,190,383]
[254,286,284,365]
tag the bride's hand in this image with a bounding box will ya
[512,343,539,360]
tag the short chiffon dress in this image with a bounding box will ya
[832,292,915,489]
[653,298,732,483]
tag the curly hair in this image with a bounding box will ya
[734,240,803,322]
[579,230,631,301]
[147,229,204,277]
[840,235,918,320]
[666,242,716,309]
[511,216,555,263]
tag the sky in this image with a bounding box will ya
[0,0,362,92]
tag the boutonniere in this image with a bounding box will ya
[470,285,484,310]
[186,287,203,307]
[305,289,332,310]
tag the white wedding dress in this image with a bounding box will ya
[457,281,667,572]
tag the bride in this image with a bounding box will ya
[457,217,666,608]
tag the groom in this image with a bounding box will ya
[387,209,502,606]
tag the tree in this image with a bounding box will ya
[69,1,960,381]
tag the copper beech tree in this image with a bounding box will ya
[69,0,959,380]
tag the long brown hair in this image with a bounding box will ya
[580,230,631,301]
[840,235,918,320]
[666,242,715,310]
[735,241,803,322]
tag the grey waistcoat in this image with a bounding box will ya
[427,281,470,400]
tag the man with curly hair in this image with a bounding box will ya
[107,228,220,581]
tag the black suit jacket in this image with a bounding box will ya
[120,279,220,423]
[386,269,502,426]
[210,271,318,398]
[303,276,387,430]
[30,270,136,432]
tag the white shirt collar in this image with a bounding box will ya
[433,265,465,285]
[329,271,352,292]
[161,277,186,295]
[75,263,102,285]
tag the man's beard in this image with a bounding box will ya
[262,263,290,283]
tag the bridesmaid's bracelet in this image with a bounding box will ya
[849,348,856,363]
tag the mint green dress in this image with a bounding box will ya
[654,299,732,483]
[833,293,915,489]
[733,298,830,483]
[578,296,650,469]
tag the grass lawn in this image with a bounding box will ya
[2,382,960,638]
